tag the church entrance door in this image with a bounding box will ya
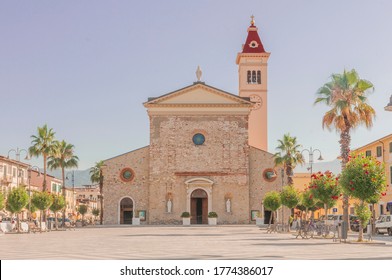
[120,197,133,224]
[190,189,208,224]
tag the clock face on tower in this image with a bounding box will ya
[249,94,262,110]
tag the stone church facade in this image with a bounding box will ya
[102,18,283,225]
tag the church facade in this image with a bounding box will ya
[102,18,283,225]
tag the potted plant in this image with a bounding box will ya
[132,210,140,226]
[208,211,218,225]
[181,212,191,226]
[255,213,264,226]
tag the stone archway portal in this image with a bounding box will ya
[191,189,208,224]
[120,197,133,224]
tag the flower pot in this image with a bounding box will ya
[208,217,217,225]
[256,217,264,226]
[132,217,140,225]
[182,217,191,226]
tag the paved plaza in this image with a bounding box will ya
[1,225,392,260]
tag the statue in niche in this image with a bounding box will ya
[226,198,231,213]
[167,199,172,213]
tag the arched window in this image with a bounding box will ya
[247,70,262,84]
[247,71,251,83]
[252,70,256,83]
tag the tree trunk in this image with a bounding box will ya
[99,172,103,225]
[55,211,58,230]
[324,203,328,236]
[16,213,20,233]
[340,126,351,238]
[372,203,376,236]
[39,210,43,232]
[43,154,47,223]
[286,165,293,186]
[358,202,365,242]
[62,167,66,227]
[268,211,273,232]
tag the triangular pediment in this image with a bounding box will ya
[144,82,252,107]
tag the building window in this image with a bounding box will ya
[192,133,205,145]
[380,204,384,215]
[365,150,371,157]
[390,166,392,185]
[247,70,261,84]
[13,168,16,178]
[376,146,382,157]
[389,142,392,153]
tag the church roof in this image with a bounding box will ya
[144,82,253,107]
[241,18,266,54]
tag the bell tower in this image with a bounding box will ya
[236,16,270,151]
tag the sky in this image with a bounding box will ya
[1,0,391,171]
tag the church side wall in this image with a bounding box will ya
[148,114,250,224]
[103,146,150,224]
[249,147,289,223]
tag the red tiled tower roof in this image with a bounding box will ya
[241,17,266,53]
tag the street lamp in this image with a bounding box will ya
[27,166,41,221]
[7,147,30,162]
[301,147,323,177]
[66,171,75,216]
[385,94,392,111]
[8,147,30,187]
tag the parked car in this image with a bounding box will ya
[350,216,370,232]
[321,214,357,226]
[375,215,392,235]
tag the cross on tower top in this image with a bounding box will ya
[250,15,255,26]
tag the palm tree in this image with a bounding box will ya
[273,133,304,186]
[48,140,79,227]
[90,161,105,225]
[28,124,56,192]
[315,68,375,235]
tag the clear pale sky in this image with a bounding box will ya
[1,0,391,170]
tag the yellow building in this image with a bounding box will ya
[351,133,392,216]
[293,134,392,218]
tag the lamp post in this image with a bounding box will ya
[8,147,30,187]
[27,166,41,221]
[385,94,392,111]
[301,147,323,178]
[66,171,75,216]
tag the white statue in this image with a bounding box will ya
[226,199,231,213]
[167,199,172,213]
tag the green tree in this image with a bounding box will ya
[31,191,53,230]
[90,161,105,225]
[315,69,376,235]
[263,191,282,231]
[339,154,386,241]
[309,171,341,222]
[273,134,304,186]
[78,205,88,223]
[280,186,300,229]
[49,194,66,230]
[48,140,79,226]
[92,208,100,223]
[29,124,56,192]
[300,189,317,221]
[6,187,29,232]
